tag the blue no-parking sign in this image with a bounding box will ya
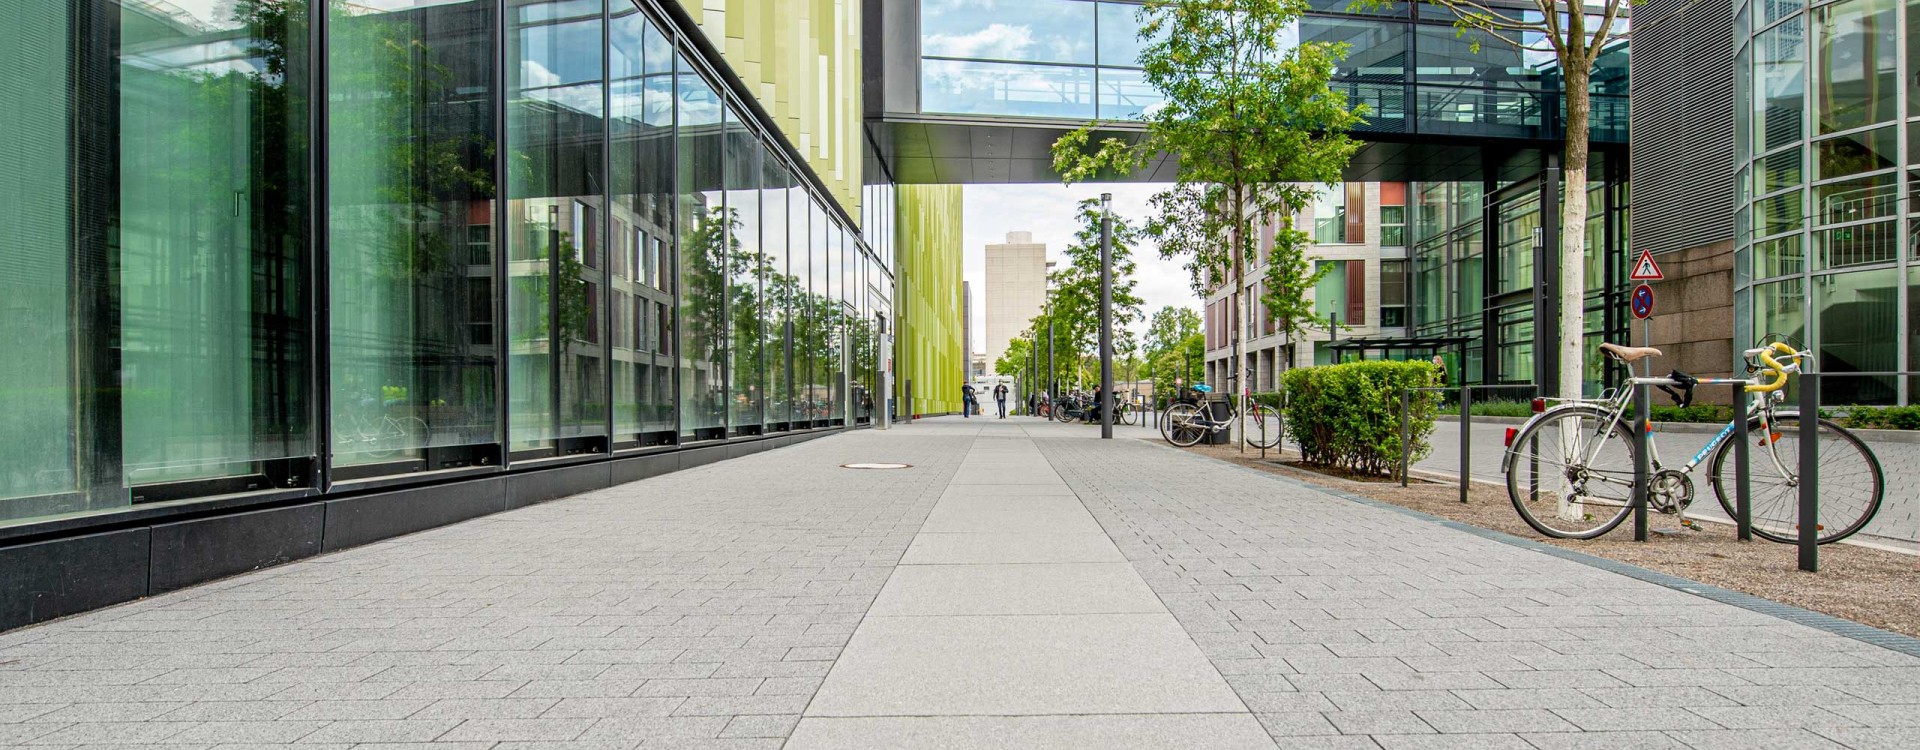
[1631,283,1655,320]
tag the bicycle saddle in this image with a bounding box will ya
[1598,342,1662,363]
[1192,384,1212,393]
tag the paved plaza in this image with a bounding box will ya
[3,417,1919,749]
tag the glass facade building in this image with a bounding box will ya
[0,0,891,531]
[1735,0,1915,405]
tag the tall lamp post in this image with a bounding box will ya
[1098,193,1115,439]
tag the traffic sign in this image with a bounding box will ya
[1631,283,1656,320]
[1630,249,1665,281]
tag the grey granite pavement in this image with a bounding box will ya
[0,417,1916,749]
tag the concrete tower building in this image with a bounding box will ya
[984,231,1050,375]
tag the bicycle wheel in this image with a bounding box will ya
[1164,403,1208,447]
[1505,406,1638,540]
[1242,404,1283,449]
[1709,413,1883,545]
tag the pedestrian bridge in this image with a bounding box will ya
[864,0,1627,184]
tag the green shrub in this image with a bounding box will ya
[1435,399,1534,418]
[1844,405,1920,430]
[1281,361,1438,477]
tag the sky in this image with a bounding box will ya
[962,183,1199,358]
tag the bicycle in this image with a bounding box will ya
[1162,384,1283,449]
[1502,341,1883,543]
[338,409,428,460]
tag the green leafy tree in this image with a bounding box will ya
[1044,199,1147,374]
[1053,0,1362,447]
[1359,0,1627,397]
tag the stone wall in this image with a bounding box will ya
[1630,241,1736,403]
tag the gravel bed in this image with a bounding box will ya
[1183,442,1920,639]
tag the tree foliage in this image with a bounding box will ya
[1052,0,1362,428]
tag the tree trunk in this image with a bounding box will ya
[1560,62,1592,401]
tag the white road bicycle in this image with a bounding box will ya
[1502,341,1883,543]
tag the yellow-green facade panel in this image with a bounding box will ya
[684,0,862,222]
[894,184,963,416]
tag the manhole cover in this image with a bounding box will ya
[841,462,912,470]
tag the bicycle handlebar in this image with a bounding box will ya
[1747,342,1802,394]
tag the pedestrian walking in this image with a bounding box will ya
[993,383,1009,419]
[961,383,977,418]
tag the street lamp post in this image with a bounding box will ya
[1099,193,1115,439]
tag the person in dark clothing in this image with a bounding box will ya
[993,383,1009,419]
[961,383,977,418]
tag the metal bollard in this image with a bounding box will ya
[1632,381,1650,542]
[1459,387,1472,503]
[1734,391,1753,542]
[1398,389,1410,488]
[1798,372,1819,572]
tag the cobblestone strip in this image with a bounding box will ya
[0,430,968,749]
[1037,431,1920,750]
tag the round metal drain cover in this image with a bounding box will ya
[841,462,912,470]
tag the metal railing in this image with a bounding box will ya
[1398,384,1542,504]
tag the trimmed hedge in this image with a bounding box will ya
[1843,405,1920,431]
[1281,361,1439,477]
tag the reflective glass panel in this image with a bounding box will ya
[764,158,793,426]
[724,111,763,432]
[1757,147,1803,193]
[507,0,607,452]
[331,1,500,469]
[609,5,676,441]
[1095,68,1162,120]
[120,1,313,485]
[1815,0,1898,134]
[922,59,1097,119]
[1753,20,1805,152]
[1814,172,1898,225]
[677,62,727,439]
[1815,220,1898,267]
[921,0,1095,64]
[1754,234,1807,279]
[1095,1,1166,67]
[1816,125,1896,178]
[0,3,78,513]
[1814,269,1899,403]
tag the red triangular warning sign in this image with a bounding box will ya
[1629,249,1664,281]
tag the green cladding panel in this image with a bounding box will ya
[893,184,964,416]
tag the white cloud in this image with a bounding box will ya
[963,183,1199,356]
[923,23,1035,60]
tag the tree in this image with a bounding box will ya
[1052,0,1363,449]
[1362,0,1627,398]
[1045,199,1147,371]
[1144,306,1201,362]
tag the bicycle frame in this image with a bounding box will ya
[1509,342,1809,515]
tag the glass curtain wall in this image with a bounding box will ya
[608,1,677,445]
[507,0,609,456]
[329,0,497,476]
[676,56,728,441]
[0,0,878,530]
[1735,0,1911,405]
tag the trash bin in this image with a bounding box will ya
[1204,396,1232,445]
